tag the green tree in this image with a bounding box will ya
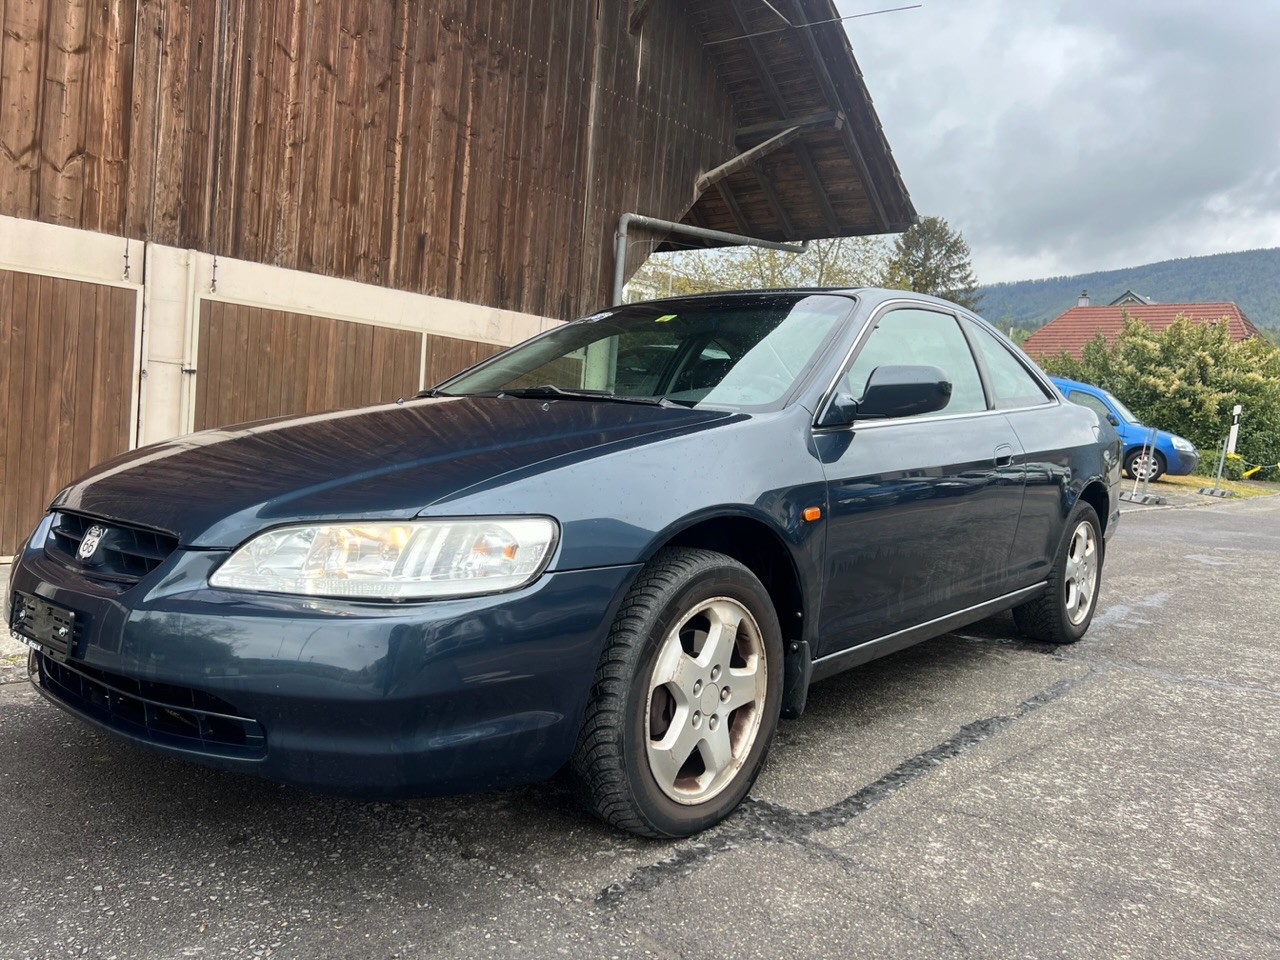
[625,237,891,301]
[1040,314,1280,479]
[882,216,981,309]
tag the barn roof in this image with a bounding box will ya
[672,0,917,245]
[1023,302,1262,359]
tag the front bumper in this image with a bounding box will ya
[1166,448,1201,476]
[8,538,638,797]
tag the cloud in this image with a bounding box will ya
[843,0,1280,281]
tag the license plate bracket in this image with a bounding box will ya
[10,593,77,662]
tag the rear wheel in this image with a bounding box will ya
[1013,502,1102,644]
[1124,448,1166,481]
[571,547,783,838]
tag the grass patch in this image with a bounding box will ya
[1153,473,1280,499]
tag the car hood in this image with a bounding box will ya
[54,396,737,548]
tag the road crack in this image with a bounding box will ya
[597,671,1098,907]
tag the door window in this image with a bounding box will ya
[966,321,1052,408]
[842,308,986,416]
[1067,390,1114,421]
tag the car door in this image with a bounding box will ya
[1066,388,1134,444]
[968,331,1104,586]
[812,303,1026,655]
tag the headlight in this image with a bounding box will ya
[1172,436,1196,453]
[210,518,559,600]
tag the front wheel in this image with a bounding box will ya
[1013,502,1103,644]
[571,547,783,838]
[1124,448,1166,481]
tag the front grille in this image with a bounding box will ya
[46,512,179,583]
[32,653,266,758]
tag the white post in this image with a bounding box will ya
[1139,426,1158,496]
[1227,404,1242,456]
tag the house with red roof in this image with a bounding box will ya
[1022,291,1261,359]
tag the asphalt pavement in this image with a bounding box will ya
[1,495,1277,959]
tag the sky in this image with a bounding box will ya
[840,0,1280,284]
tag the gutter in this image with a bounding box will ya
[613,213,809,305]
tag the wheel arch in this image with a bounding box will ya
[645,511,814,717]
[1079,479,1112,536]
[651,513,805,639]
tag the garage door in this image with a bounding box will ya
[0,269,139,556]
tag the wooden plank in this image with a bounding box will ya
[18,274,51,545]
[211,0,246,257]
[305,308,328,412]
[459,0,498,305]
[124,0,160,237]
[69,278,97,473]
[194,300,211,429]
[101,286,134,459]
[49,275,76,504]
[178,0,218,248]
[630,0,656,33]
[511,0,553,314]
[270,309,293,416]
[389,3,439,292]
[86,283,112,464]
[0,0,46,219]
[3,271,31,549]
[202,299,223,428]
[148,0,194,243]
[0,270,12,550]
[266,0,307,266]
[38,0,90,225]
[81,0,135,235]
[296,0,338,274]
[381,0,414,286]
[355,0,394,286]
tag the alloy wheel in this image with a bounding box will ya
[645,597,767,805]
[1063,521,1099,626]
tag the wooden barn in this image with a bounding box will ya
[0,0,916,555]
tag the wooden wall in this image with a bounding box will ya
[194,301,423,429]
[0,0,736,320]
[0,269,137,555]
[423,332,506,387]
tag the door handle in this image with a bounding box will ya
[994,444,1015,467]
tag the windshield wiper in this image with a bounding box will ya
[498,384,681,408]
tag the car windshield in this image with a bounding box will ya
[434,294,854,411]
[1103,389,1141,424]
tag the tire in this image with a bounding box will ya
[1013,502,1103,644]
[1124,448,1166,481]
[570,547,783,838]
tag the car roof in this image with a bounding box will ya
[620,287,978,314]
[1049,376,1097,392]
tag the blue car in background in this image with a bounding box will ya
[1051,377,1200,481]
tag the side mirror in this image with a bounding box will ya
[1106,413,1120,427]
[819,392,860,427]
[818,365,953,426]
[856,365,952,419]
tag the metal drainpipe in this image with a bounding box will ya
[613,212,810,304]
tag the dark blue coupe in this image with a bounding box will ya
[7,289,1120,837]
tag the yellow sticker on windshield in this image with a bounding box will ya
[654,314,677,323]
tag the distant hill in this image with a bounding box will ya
[977,247,1280,333]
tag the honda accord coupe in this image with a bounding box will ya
[7,288,1120,837]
